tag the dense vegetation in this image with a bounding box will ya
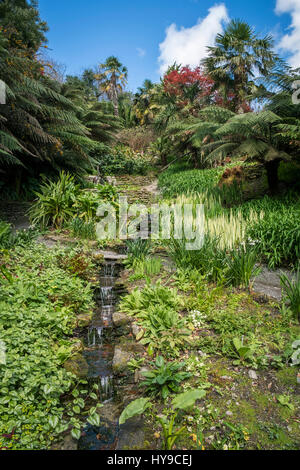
[0,0,299,452]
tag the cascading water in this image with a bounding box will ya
[87,326,103,347]
[80,260,120,450]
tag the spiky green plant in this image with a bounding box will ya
[280,268,300,321]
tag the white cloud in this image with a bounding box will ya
[158,4,229,75]
[137,47,146,58]
[276,0,300,68]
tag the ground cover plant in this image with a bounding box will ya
[0,243,102,449]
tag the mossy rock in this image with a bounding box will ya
[64,353,89,378]
[77,312,93,328]
[112,347,132,375]
[113,311,132,328]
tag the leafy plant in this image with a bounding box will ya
[0,243,99,449]
[28,172,79,229]
[225,246,261,289]
[168,235,227,283]
[290,339,300,366]
[126,239,152,263]
[277,395,294,411]
[69,218,96,240]
[129,257,162,281]
[281,268,300,320]
[232,337,253,364]
[141,356,191,399]
[119,398,151,425]
[248,208,300,268]
[119,389,206,450]
[127,357,145,372]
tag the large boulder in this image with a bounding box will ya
[112,347,132,375]
[64,353,89,378]
[112,312,132,328]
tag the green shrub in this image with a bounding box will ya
[0,222,38,249]
[125,239,152,266]
[159,166,225,198]
[129,257,162,280]
[95,145,150,175]
[0,221,13,247]
[141,356,191,399]
[29,171,118,230]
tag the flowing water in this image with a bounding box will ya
[80,260,120,450]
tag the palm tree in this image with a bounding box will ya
[134,79,156,125]
[95,56,128,116]
[203,20,279,112]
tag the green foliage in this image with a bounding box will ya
[168,236,227,284]
[119,398,151,425]
[159,165,225,198]
[141,356,191,399]
[28,172,79,229]
[280,268,300,320]
[0,243,98,449]
[247,207,300,268]
[125,239,152,268]
[68,218,96,241]
[119,389,206,449]
[119,282,190,357]
[0,221,38,250]
[0,221,12,248]
[232,337,254,364]
[95,145,150,175]
[129,257,162,281]
[119,281,182,315]
[29,172,118,230]
[225,246,261,289]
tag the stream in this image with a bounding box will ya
[78,260,121,450]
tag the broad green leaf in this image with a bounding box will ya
[49,416,59,429]
[119,398,151,425]
[87,413,100,427]
[71,428,81,440]
[172,389,206,410]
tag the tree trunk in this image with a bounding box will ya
[111,74,119,117]
[265,159,280,194]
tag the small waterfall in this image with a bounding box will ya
[87,326,103,347]
[100,375,114,402]
[100,286,114,307]
[103,262,116,278]
[101,305,114,325]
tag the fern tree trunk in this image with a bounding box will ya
[265,159,280,194]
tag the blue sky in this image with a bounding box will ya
[38,0,300,92]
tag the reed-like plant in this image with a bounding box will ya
[280,267,300,320]
[225,246,261,289]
